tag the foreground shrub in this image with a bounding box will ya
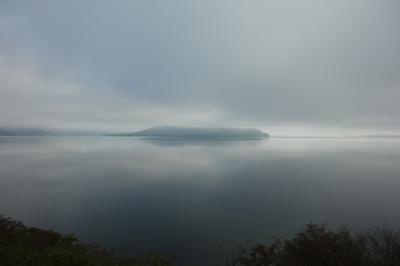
[0,215,176,266]
[230,224,400,266]
[3,215,400,266]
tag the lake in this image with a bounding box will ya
[0,137,400,265]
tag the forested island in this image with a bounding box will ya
[107,126,269,139]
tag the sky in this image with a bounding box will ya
[1,0,399,136]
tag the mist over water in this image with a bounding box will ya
[1,137,400,265]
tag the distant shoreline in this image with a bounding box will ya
[107,126,270,139]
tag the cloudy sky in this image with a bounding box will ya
[1,0,399,135]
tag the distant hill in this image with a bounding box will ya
[108,126,269,139]
[0,130,16,136]
[0,127,104,136]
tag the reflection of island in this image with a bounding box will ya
[107,126,270,139]
[137,137,266,147]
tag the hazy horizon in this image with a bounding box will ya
[1,1,400,136]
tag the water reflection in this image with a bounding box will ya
[0,137,400,265]
[135,136,265,147]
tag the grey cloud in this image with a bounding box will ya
[1,0,400,133]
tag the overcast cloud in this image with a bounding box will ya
[1,0,400,135]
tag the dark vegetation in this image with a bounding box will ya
[0,215,176,266]
[2,215,400,266]
[228,224,400,266]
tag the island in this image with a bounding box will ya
[107,126,269,139]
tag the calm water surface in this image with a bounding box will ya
[1,137,400,265]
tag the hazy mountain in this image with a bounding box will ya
[0,127,105,136]
[0,130,16,136]
[108,126,269,139]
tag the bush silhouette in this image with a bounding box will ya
[230,224,400,266]
[3,215,400,266]
[0,215,176,266]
